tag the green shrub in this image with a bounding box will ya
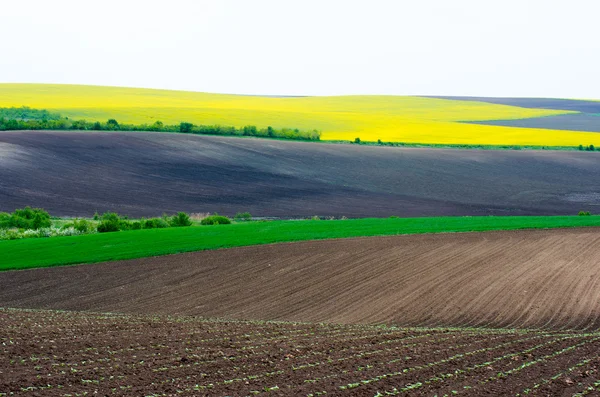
[143,218,170,229]
[106,119,120,130]
[201,215,231,225]
[60,219,94,233]
[0,212,10,229]
[2,229,22,240]
[243,125,258,136]
[97,212,133,232]
[72,219,95,233]
[169,212,192,227]
[131,221,142,230]
[354,137,361,144]
[8,207,51,230]
[97,220,120,233]
[234,212,252,221]
[180,122,193,133]
[579,211,591,216]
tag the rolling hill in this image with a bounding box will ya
[2,83,600,146]
[1,131,600,217]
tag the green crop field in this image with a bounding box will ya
[2,83,600,146]
[2,215,600,271]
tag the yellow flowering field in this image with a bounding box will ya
[1,83,598,146]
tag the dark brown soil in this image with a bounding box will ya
[2,308,600,396]
[1,131,600,217]
[3,228,600,331]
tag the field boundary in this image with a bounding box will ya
[2,215,600,271]
[3,128,597,151]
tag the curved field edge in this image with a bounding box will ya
[2,215,600,271]
[4,228,600,330]
[4,131,600,220]
[4,83,600,146]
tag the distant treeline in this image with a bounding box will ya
[0,107,321,141]
[0,107,62,121]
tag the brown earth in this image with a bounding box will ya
[2,308,600,396]
[2,131,600,218]
[3,228,600,331]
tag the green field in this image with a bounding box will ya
[2,216,600,271]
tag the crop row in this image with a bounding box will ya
[3,309,600,396]
[372,336,600,396]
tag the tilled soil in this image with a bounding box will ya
[3,228,600,330]
[2,131,600,217]
[426,96,600,113]
[2,308,600,396]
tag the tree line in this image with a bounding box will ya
[0,107,321,141]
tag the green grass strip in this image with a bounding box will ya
[2,215,600,271]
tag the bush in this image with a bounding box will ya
[0,229,23,240]
[234,212,252,221]
[142,218,170,229]
[72,219,95,233]
[201,215,231,225]
[0,212,10,229]
[106,119,120,130]
[579,211,591,216]
[62,218,95,233]
[354,137,361,144]
[180,122,193,133]
[97,220,120,233]
[243,125,258,136]
[6,207,51,230]
[0,226,88,241]
[96,212,133,233]
[169,212,192,227]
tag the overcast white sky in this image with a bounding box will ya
[1,0,599,98]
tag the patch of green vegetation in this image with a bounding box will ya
[200,215,231,225]
[0,107,321,141]
[0,207,51,230]
[2,215,600,271]
[0,106,61,121]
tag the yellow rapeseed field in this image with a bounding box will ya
[1,83,598,146]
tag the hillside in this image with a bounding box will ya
[3,228,600,330]
[1,83,600,146]
[1,131,600,217]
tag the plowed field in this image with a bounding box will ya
[3,228,600,330]
[2,131,600,217]
[2,308,600,396]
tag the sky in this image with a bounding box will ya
[2,0,599,98]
